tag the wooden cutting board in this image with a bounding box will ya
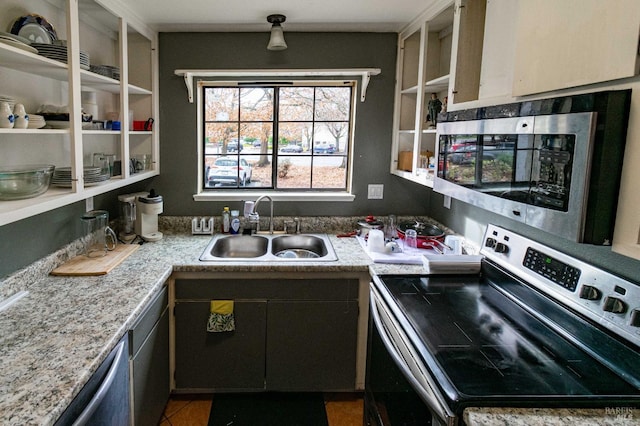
[50,244,140,276]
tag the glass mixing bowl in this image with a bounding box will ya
[0,164,55,200]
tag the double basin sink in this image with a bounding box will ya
[200,233,338,262]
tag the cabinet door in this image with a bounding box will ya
[174,300,267,390]
[266,300,358,391]
[450,0,486,104]
[132,308,169,426]
[512,0,640,96]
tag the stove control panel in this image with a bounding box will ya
[523,248,581,292]
[481,224,640,345]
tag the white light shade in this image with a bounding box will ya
[267,25,287,51]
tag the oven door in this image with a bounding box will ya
[366,283,456,426]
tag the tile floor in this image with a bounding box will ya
[159,392,364,426]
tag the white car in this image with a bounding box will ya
[208,156,253,186]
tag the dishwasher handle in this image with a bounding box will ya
[72,340,126,426]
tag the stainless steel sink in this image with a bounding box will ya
[210,235,268,258]
[200,233,338,262]
[271,235,329,258]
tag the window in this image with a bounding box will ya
[201,82,355,192]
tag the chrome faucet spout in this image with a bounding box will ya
[252,195,274,234]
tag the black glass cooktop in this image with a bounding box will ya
[377,267,640,409]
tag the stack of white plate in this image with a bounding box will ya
[27,114,46,129]
[51,166,110,187]
[0,31,37,54]
[31,42,90,70]
[0,95,16,111]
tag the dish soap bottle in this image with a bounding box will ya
[221,206,230,233]
[230,210,240,234]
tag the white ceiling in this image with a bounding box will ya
[120,0,435,32]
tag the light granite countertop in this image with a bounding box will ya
[0,216,633,425]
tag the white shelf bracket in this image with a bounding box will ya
[360,71,374,102]
[184,72,194,103]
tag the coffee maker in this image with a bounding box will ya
[135,189,163,241]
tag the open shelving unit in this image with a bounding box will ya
[0,0,158,226]
[390,0,486,187]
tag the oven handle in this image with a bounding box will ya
[369,287,456,426]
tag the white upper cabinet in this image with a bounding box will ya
[0,0,158,226]
[512,0,640,96]
[390,0,486,187]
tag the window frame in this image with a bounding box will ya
[193,78,360,202]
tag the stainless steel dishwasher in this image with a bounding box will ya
[54,336,130,426]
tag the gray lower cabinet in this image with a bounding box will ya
[266,300,358,391]
[130,287,170,426]
[174,300,267,390]
[174,278,359,392]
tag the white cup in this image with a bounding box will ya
[368,229,386,253]
[444,235,463,255]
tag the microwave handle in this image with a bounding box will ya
[369,287,456,426]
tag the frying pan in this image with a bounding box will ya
[397,221,447,250]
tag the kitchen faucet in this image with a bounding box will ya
[249,195,274,234]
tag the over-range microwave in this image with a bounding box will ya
[434,90,631,244]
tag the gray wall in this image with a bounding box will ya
[155,32,432,217]
[0,187,143,278]
[429,191,640,284]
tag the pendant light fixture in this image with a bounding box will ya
[267,14,287,51]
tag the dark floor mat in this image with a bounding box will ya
[208,392,328,426]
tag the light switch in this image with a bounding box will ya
[368,184,384,200]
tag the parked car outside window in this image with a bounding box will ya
[227,140,243,152]
[280,144,303,153]
[313,143,336,154]
[208,156,252,186]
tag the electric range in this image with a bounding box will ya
[366,224,640,425]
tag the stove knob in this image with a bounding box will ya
[485,237,497,248]
[494,242,509,254]
[579,285,601,301]
[603,296,627,314]
[631,310,640,327]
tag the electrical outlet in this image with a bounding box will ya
[85,196,94,212]
[444,195,451,209]
[368,184,384,200]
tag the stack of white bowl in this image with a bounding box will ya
[27,114,45,129]
[0,95,16,111]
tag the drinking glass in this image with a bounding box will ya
[404,229,418,254]
[81,210,117,257]
[385,214,397,241]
